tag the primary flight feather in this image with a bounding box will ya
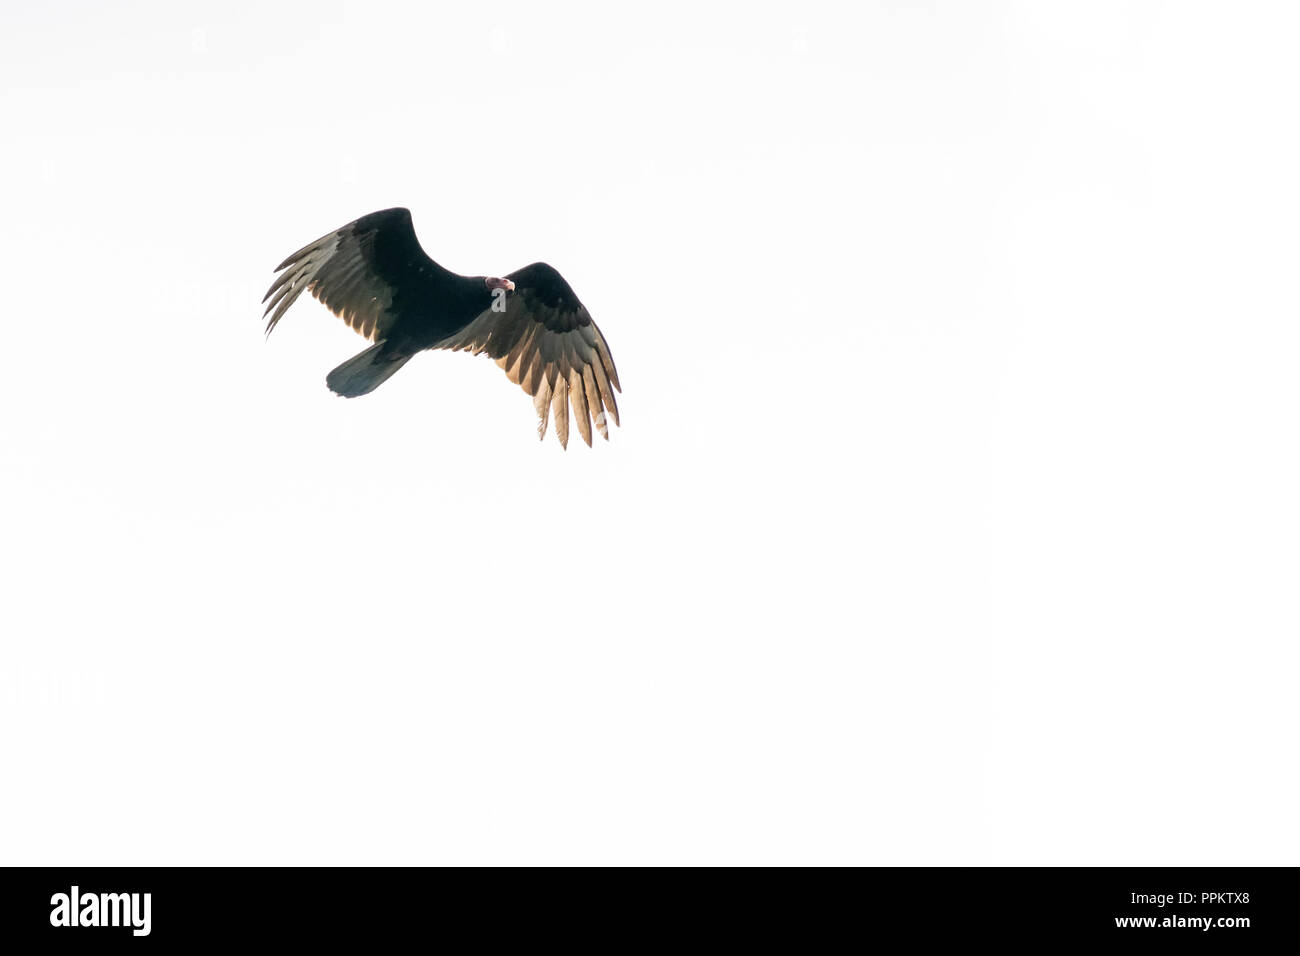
[262,207,621,447]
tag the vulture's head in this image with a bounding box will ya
[485,277,515,294]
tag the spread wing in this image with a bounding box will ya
[262,207,443,341]
[434,263,621,448]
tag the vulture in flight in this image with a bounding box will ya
[262,207,621,447]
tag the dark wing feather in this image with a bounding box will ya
[433,263,621,448]
[262,207,443,341]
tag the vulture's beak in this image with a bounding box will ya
[487,277,515,293]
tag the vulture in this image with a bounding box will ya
[262,207,621,447]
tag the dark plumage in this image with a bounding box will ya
[262,208,621,447]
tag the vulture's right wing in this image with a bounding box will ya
[434,262,621,448]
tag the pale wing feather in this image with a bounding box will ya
[434,293,621,448]
[263,231,396,341]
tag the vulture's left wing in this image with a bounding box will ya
[262,207,441,341]
[434,263,621,448]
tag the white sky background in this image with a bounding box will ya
[1,1,1296,865]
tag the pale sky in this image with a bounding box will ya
[2,1,1297,864]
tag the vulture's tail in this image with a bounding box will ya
[326,343,412,397]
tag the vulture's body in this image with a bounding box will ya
[262,208,620,447]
